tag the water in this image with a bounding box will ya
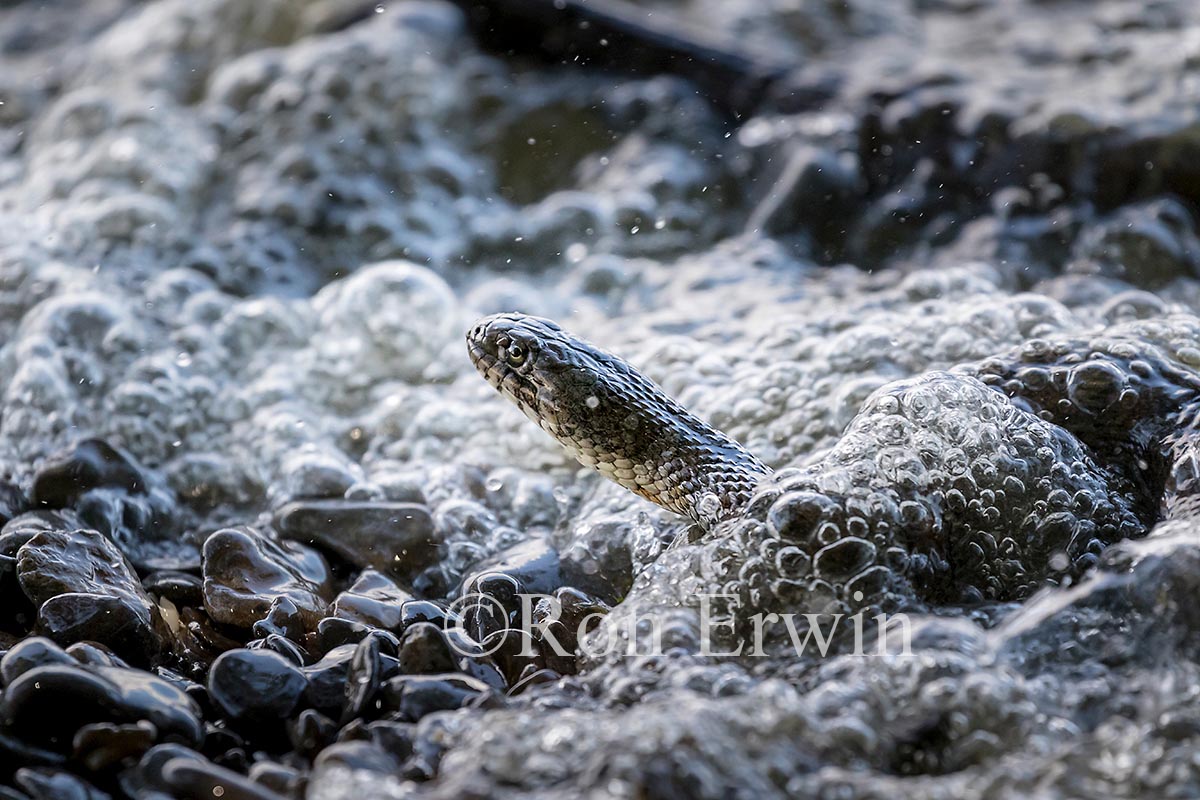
[1,0,1200,797]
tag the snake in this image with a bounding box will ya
[467,313,769,527]
[469,312,1200,542]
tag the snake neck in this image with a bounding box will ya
[556,406,770,527]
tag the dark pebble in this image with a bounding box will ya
[72,720,157,772]
[329,569,413,630]
[202,527,332,632]
[342,635,385,722]
[15,528,161,662]
[301,644,357,716]
[0,637,75,686]
[312,740,401,774]
[288,708,337,758]
[142,570,205,609]
[207,649,307,725]
[161,755,289,800]
[31,439,146,508]
[13,768,110,800]
[397,622,458,675]
[0,663,203,752]
[380,673,490,721]
[245,634,308,666]
[273,500,439,577]
[246,761,306,798]
[0,482,28,527]
[38,593,161,664]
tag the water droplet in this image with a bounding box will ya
[175,352,192,367]
[485,477,504,492]
[374,3,385,12]
[585,396,599,409]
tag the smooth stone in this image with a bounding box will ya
[16,529,160,662]
[245,634,308,666]
[0,637,75,686]
[273,500,439,577]
[287,708,337,757]
[202,527,332,632]
[329,569,413,630]
[142,571,205,609]
[342,635,386,722]
[13,768,110,800]
[380,673,490,722]
[361,720,416,762]
[31,439,147,508]
[161,755,288,800]
[312,740,401,774]
[302,644,358,715]
[0,664,203,752]
[207,649,307,724]
[396,622,458,675]
[246,761,305,798]
[38,593,161,663]
[0,482,28,527]
[72,720,157,772]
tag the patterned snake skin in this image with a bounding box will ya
[467,313,769,527]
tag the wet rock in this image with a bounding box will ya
[202,527,332,633]
[0,482,28,527]
[1070,198,1200,287]
[273,500,439,577]
[159,754,289,800]
[398,599,455,629]
[316,617,375,652]
[207,649,307,726]
[30,439,146,508]
[343,635,386,722]
[15,528,160,661]
[380,674,491,721]
[0,663,203,753]
[143,570,206,608]
[301,644,357,716]
[312,739,401,775]
[329,569,413,630]
[246,633,308,667]
[0,637,75,686]
[397,622,459,675]
[72,720,157,772]
[288,708,337,758]
[246,761,306,798]
[13,769,110,800]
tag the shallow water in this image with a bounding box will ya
[1,0,1200,797]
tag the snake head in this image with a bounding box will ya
[466,313,602,437]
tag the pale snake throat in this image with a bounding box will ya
[467,313,770,527]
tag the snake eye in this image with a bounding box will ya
[505,344,527,366]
